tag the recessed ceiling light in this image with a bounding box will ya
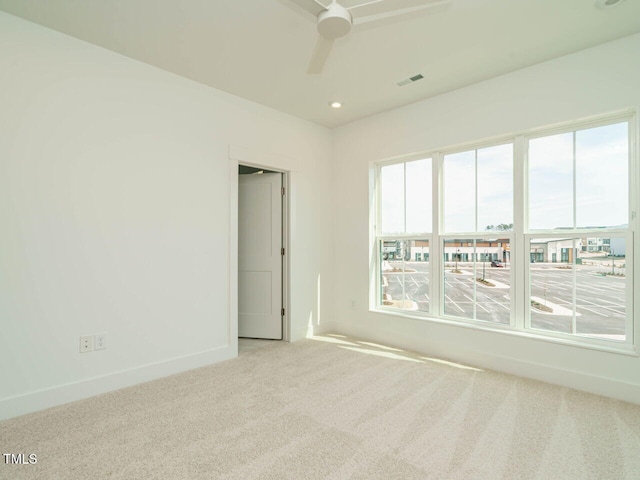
[595,0,624,9]
[329,101,342,109]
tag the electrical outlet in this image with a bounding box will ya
[80,335,94,353]
[94,333,107,350]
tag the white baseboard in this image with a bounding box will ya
[0,345,235,421]
[462,349,640,405]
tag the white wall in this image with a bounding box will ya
[0,12,333,420]
[331,33,640,404]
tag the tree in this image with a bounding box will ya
[486,223,513,232]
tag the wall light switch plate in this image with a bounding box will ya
[80,335,94,353]
[94,333,107,350]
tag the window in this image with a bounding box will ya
[444,144,513,234]
[443,238,511,325]
[379,239,430,312]
[373,113,635,351]
[528,122,628,230]
[380,160,432,234]
[526,121,630,342]
[377,158,432,313]
[442,143,513,324]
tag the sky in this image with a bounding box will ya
[529,121,628,229]
[380,121,629,235]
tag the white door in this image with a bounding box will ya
[238,172,283,339]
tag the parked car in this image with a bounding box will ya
[491,260,504,267]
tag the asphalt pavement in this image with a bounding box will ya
[382,261,626,340]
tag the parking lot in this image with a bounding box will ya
[382,260,626,339]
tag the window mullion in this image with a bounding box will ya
[374,165,381,237]
[572,131,577,228]
[403,163,407,234]
[401,247,406,310]
[628,231,635,346]
[432,152,443,316]
[474,149,478,233]
[573,239,578,335]
[473,151,478,319]
[473,239,477,320]
[631,114,639,348]
[373,167,380,309]
[571,134,577,334]
[514,135,526,330]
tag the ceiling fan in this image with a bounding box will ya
[289,0,451,74]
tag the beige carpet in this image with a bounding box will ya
[2,333,639,480]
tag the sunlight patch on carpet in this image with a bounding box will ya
[339,346,424,363]
[420,356,484,371]
[311,335,358,346]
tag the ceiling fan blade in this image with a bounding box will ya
[350,0,449,21]
[307,35,335,74]
[290,0,330,17]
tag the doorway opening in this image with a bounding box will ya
[237,164,288,345]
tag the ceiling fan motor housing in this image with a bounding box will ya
[317,3,352,39]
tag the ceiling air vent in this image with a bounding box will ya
[396,73,424,87]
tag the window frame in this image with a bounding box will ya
[440,234,515,327]
[442,141,515,235]
[374,155,435,317]
[376,237,433,314]
[370,110,638,356]
[524,231,633,343]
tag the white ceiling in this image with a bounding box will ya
[1,0,639,128]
